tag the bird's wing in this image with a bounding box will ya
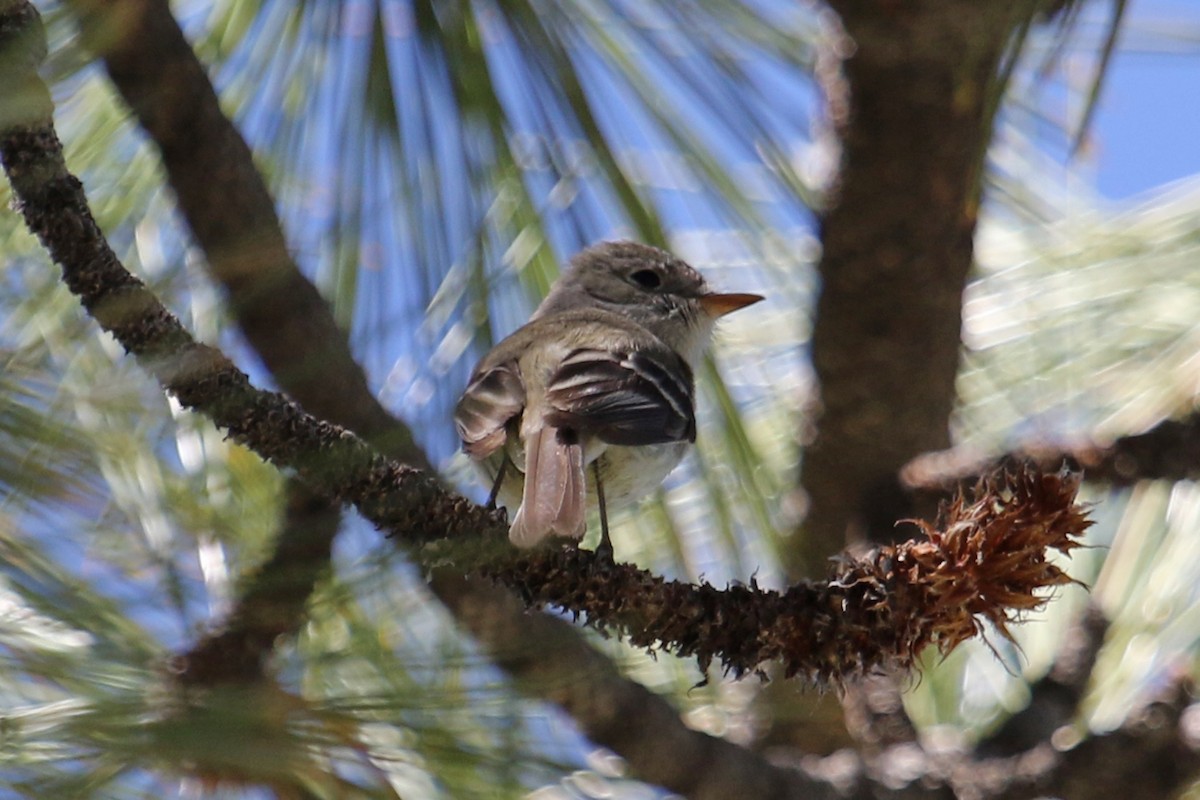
[453,361,525,459]
[543,347,696,445]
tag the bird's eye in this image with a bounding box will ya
[629,269,661,289]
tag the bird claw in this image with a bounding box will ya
[593,539,615,567]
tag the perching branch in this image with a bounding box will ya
[483,467,1089,680]
[1,3,1090,684]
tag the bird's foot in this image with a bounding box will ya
[593,538,615,568]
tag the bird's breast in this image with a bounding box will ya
[589,440,689,509]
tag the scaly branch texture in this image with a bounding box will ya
[484,467,1090,681]
[0,2,1090,684]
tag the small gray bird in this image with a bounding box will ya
[454,240,762,556]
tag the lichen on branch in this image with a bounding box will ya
[481,466,1091,681]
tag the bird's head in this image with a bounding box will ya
[535,240,763,358]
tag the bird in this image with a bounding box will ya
[453,240,763,558]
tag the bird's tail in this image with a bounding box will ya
[509,426,586,547]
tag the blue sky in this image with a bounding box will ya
[1092,0,1200,197]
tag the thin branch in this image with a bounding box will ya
[177,480,340,685]
[904,412,1200,490]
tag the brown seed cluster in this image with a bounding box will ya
[895,467,1089,653]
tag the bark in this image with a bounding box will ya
[797,0,1026,577]
[905,412,1200,489]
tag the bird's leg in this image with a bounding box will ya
[592,461,614,564]
[486,454,510,510]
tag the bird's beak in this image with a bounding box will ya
[699,292,764,317]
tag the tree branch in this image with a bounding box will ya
[176,480,340,685]
[906,412,1200,490]
[67,0,429,468]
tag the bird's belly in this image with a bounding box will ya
[591,442,688,510]
[474,441,688,517]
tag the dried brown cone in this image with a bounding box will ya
[889,465,1091,656]
[480,464,1092,683]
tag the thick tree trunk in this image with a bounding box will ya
[796,1,1021,578]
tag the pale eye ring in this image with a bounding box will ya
[629,269,661,290]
